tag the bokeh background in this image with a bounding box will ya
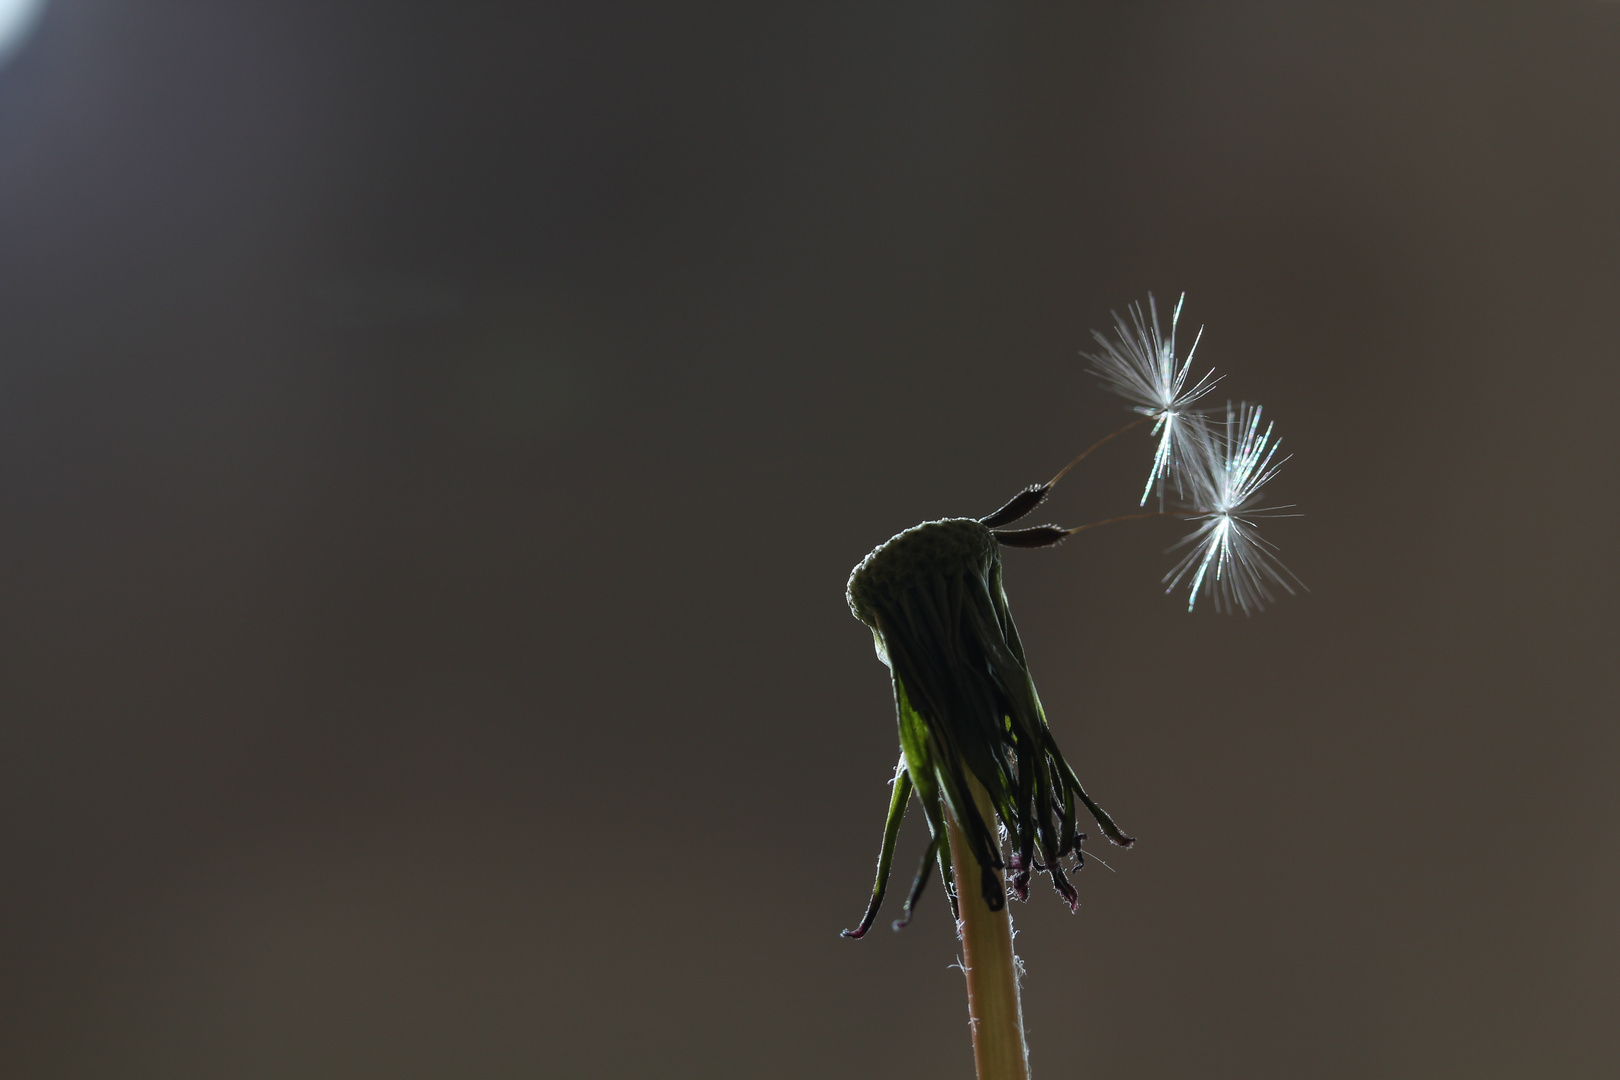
[0,3,1615,1078]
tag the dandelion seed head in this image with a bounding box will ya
[1164,401,1303,614]
[1083,292,1220,505]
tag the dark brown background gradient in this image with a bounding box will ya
[0,3,1614,1078]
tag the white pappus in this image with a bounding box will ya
[1084,292,1219,505]
[1164,401,1303,614]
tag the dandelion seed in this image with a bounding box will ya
[1084,292,1219,505]
[1164,402,1304,614]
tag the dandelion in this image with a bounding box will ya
[842,517,1134,940]
[1164,401,1304,614]
[1084,292,1219,504]
[843,511,1133,1080]
[839,299,1301,1080]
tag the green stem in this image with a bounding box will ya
[946,773,1030,1080]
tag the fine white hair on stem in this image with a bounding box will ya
[1164,401,1304,614]
[1084,292,1219,505]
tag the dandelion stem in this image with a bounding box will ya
[947,772,1029,1080]
[1046,415,1151,488]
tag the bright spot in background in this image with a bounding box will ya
[0,0,43,70]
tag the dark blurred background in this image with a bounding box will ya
[0,3,1615,1077]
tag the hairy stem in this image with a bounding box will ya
[947,773,1030,1080]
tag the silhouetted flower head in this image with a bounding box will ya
[842,516,1133,938]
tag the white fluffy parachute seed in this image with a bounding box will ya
[1164,402,1304,614]
[1084,293,1220,505]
